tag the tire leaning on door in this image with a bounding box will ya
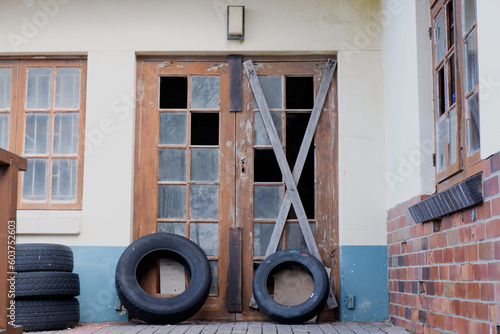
[252,249,330,324]
[115,233,211,324]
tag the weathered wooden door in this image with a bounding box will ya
[134,57,337,321]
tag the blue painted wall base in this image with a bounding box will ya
[339,245,388,321]
[71,246,128,323]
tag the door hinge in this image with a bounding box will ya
[432,153,436,167]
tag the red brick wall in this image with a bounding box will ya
[387,154,500,334]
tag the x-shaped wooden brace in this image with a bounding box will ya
[244,59,338,309]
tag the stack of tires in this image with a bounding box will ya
[15,243,80,332]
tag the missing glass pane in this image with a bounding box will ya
[254,149,281,182]
[449,55,456,106]
[160,77,187,109]
[191,113,219,145]
[447,1,454,47]
[286,77,314,109]
[437,68,445,116]
[286,113,315,219]
[0,68,12,110]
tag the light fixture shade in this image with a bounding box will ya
[227,6,245,40]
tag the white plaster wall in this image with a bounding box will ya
[477,0,500,159]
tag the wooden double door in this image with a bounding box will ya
[134,56,338,321]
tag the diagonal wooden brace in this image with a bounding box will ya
[244,59,338,309]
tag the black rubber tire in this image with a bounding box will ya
[15,298,79,332]
[15,272,80,298]
[115,233,211,324]
[252,249,330,324]
[16,243,74,272]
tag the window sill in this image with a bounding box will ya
[17,210,82,235]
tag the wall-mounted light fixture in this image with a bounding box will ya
[227,6,245,40]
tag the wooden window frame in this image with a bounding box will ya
[0,58,86,210]
[431,0,482,192]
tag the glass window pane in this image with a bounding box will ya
[158,149,186,182]
[467,91,480,155]
[449,108,457,165]
[286,223,315,251]
[0,68,12,110]
[191,149,219,182]
[24,113,50,155]
[436,117,447,173]
[209,261,218,295]
[254,112,282,146]
[253,223,283,257]
[0,114,8,150]
[190,223,218,256]
[190,185,218,219]
[157,222,186,236]
[253,76,282,110]
[254,186,282,219]
[55,68,80,109]
[53,113,79,154]
[464,29,478,93]
[158,185,186,219]
[191,76,219,110]
[27,67,52,109]
[434,11,445,62]
[51,159,77,201]
[23,158,48,201]
[462,0,476,34]
[159,113,187,145]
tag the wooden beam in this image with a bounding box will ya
[228,227,242,313]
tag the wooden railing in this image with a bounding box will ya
[0,148,27,334]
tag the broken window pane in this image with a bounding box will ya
[191,76,219,110]
[190,185,218,219]
[190,223,218,256]
[436,117,447,173]
[158,149,186,182]
[209,261,219,295]
[23,158,48,201]
[464,29,478,93]
[27,67,52,109]
[254,186,282,219]
[466,91,480,155]
[253,76,283,110]
[160,77,187,109]
[286,223,315,251]
[158,185,186,219]
[53,113,79,155]
[157,222,186,236]
[24,113,50,155]
[191,149,219,182]
[253,223,283,257]
[447,1,454,47]
[434,11,445,62]
[191,113,219,145]
[51,159,77,201]
[286,77,314,109]
[55,68,80,109]
[0,114,8,150]
[159,113,187,145]
[449,55,456,106]
[449,108,457,165]
[254,112,282,146]
[0,68,12,110]
[254,149,281,182]
[462,0,476,34]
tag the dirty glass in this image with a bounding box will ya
[435,117,447,173]
[158,185,186,219]
[0,68,11,110]
[159,113,187,145]
[286,223,315,251]
[190,185,218,219]
[55,68,80,109]
[466,91,480,155]
[157,222,186,236]
[253,76,282,110]
[462,0,476,34]
[254,112,282,146]
[191,76,219,110]
[463,30,478,93]
[53,113,79,155]
[253,223,283,257]
[254,186,282,219]
[449,108,457,166]
[434,11,445,62]
[209,261,219,294]
[27,67,52,109]
[23,158,48,201]
[0,114,8,150]
[158,149,186,182]
[51,159,77,201]
[24,113,50,155]
[191,149,219,182]
[190,223,218,256]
